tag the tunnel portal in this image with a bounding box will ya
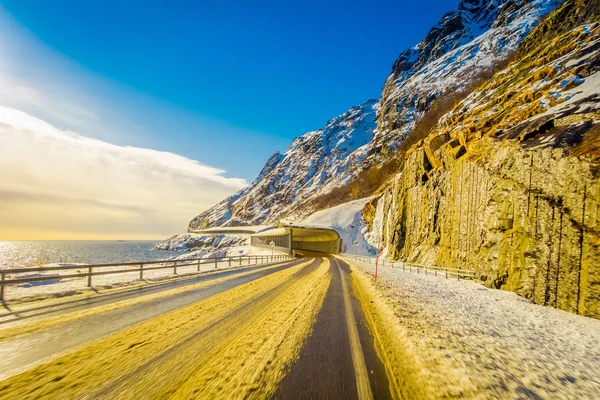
[193,225,342,255]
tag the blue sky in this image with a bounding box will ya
[0,0,458,180]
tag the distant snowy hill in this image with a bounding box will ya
[189,100,379,229]
[189,0,561,231]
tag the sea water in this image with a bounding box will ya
[0,240,185,269]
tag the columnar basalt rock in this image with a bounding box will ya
[372,140,599,318]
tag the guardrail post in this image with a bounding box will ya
[1,272,5,302]
[215,258,218,269]
[457,273,460,281]
[445,271,448,279]
[140,263,144,280]
[197,259,201,272]
[228,258,231,267]
[174,261,177,275]
[87,266,92,287]
[239,256,242,266]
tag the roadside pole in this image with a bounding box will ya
[270,241,275,260]
[375,236,381,280]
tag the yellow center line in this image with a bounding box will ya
[333,257,375,400]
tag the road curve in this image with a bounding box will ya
[0,256,393,399]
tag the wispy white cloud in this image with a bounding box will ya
[0,7,253,239]
[0,106,247,239]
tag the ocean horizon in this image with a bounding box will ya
[0,240,186,269]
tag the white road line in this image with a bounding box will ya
[333,257,374,400]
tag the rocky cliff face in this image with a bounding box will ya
[368,2,600,318]
[376,0,561,156]
[189,100,379,229]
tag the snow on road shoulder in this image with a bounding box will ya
[300,197,376,256]
[345,256,600,398]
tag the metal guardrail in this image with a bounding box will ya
[340,253,479,280]
[0,254,293,301]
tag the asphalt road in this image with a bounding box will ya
[0,256,392,399]
[0,258,306,380]
[275,257,390,399]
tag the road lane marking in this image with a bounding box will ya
[334,257,375,400]
[164,258,330,399]
[344,257,428,400]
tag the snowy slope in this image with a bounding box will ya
[300,197,377,256]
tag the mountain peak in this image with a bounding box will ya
[379,0,562,151]
[254,151,284,184]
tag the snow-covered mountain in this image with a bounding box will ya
[189,100,378,229]
[375,0,562,156]
[189,0,562,230]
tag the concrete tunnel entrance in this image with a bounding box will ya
[192,225,342,255]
